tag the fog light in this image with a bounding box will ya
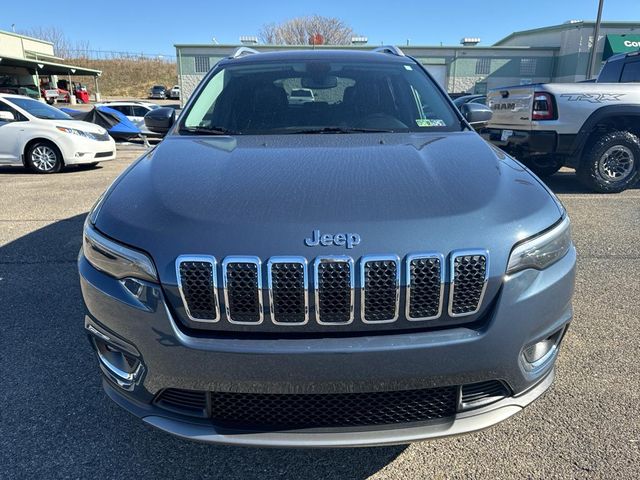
[93,338,143,390]
[522,328,564,371]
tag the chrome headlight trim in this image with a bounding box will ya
[82,220,158,282]
[506,216,572,275]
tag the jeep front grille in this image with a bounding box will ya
[406,253,444,321]
[222,257,263,324]
[176,255,220,322]
[267,257,308,324]
[176,251,490,328]
[314,256,354,324]
[361,256,400,323]
[449,251,489,317]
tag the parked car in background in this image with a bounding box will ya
[596,50,640,83]
[96,101,162,136]
[149,85,167,99]
[168,85,180,99]
[82,47,575,448]
[483,75,640,192]
[483,50,640,192]
[452,94,487,108]
[289,88,315,104]
[0,93,116,173]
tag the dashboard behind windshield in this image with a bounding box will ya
[182,59,460,134]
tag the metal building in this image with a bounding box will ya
[175,20,640,104]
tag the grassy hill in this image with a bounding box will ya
[70,57,177,98]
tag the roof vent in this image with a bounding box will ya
[460,37,481,46]
[240,36,258,45]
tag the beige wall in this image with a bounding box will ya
[0,31,54,59]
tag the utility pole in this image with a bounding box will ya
[587,0,605,79]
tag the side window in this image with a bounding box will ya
[620,60,640,83]
[0,101,24,121]
[132,106,150,117]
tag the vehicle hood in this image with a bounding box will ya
[95,131,562,283]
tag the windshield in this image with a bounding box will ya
[182,59,459,134]
[6,96,72,120]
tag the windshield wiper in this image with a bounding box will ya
[287,127,395,134]
[179,126,240,135]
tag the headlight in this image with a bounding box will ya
[506,216,572,275]
[83,221,158,282]
[56,126,99,140]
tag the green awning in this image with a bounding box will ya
[603,34,640,60]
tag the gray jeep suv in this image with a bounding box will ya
[79,47,576,447]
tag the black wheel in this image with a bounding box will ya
[523,156,562,178]
[26,141,63,173]
[45,98,55,105]
[577,131,640,193]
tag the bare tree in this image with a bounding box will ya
[259,15,355,45]
[18,26,90,58]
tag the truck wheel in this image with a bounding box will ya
[578,131,640,193]
[26,141,63,173]
[524,156,562,178]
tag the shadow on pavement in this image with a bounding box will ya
[537,171,640,195]
[0,214,406,479]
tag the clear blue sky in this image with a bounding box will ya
[2,0,636,56]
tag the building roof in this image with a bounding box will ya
[494,21,640,45]
[0,29,54,45]
[0,55,101,76]
[174,43,559,52]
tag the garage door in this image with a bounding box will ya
[423,65,447,89]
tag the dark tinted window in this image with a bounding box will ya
[598,58,623,82]
[620,60,640,83]
[183,59,459,134]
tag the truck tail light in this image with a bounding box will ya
[532,92,555,120]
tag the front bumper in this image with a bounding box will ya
[62,136,117,165]
[79,246,575,447]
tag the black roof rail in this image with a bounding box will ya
[231,47,260,59]
[372,46,405,57]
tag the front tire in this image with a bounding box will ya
[26,141,63,173]
[578,131,640,193]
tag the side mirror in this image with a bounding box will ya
[461,103,492,128]
[144,107,175,135]
[0,111,15,122]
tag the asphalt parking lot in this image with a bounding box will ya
[1,146,638,479]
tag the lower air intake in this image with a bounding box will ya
[209,386,458,429]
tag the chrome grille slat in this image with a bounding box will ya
[405,253,444,321]
[361,255,400,323]
[222,256,263,324]
[176,255,220,322]
[448,250,489,317]
[267,257,309,325]
[314,256,354,325]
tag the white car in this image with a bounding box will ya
[168,85,180,99]
[0,94,116,173]
[97,101,162,136]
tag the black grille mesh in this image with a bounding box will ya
[208,386,458,429]
[408,257,442,319]
[179,261,218,320]
[363,260,398,322]
[271,262,306,323]
[451,255,487,315]
[155,388,208,417]
[226,262,261,323]
[461,380,510,409]
[317,261,352,323]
